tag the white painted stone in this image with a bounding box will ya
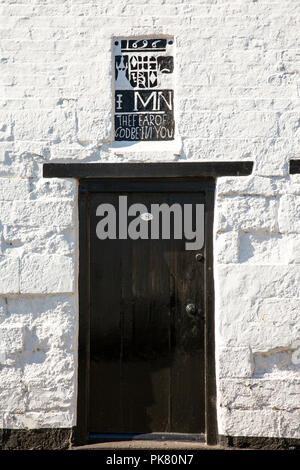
[278,194,300,233]
[0,143,12,162]
[239,232,284,264]
[218,378,300,412]
[0,256,19,294]
[0,368,26,413]
[218,347,254,378]
[14,110,76,143]
[6,294,76,327]
[258,297,300,325]
[0,325,24,365]
[0,150,45,178]
[238,232,300,265]
[286,175,300,195]
[218,321,299,353]
[279,410,300,439]
[77,110,112,145]
[217,176,283,198]
[0,177,30,200]
[0,0,299,439]
[29,178,76,200]
[3,225,75,257]
[22,349,77,389]
[218,408,281,438]
[0,296,7,321]
[0,296,77,424]
[3,410,75,429]
[215,230,240,264]
[1,200,74,228]
[49,144,104,162]
[216,264,300,302]
[253,349,300,377]
[215,196,279,233]
[0,325,24,354]
[26,387,75,412]
[0,112,13,142]
[179,110,279,140]
[20,254,74,293]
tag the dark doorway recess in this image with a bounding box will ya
[43,162,253,446]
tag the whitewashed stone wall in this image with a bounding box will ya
[0,0,299,439]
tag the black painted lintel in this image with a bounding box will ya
[289,160,300,174]
[43,162,253,179]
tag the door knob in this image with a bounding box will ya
[185,303,196,315]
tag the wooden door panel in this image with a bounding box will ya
[88,191,205,433]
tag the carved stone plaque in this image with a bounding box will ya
[114,38,175,141]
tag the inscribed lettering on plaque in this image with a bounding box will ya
[114,38,175,141]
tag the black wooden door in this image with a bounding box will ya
[88,190,206,434]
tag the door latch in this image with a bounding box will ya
[185,303,196,315]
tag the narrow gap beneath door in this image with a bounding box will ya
[88,432,206,442]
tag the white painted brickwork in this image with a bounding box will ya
[0,0,299,438]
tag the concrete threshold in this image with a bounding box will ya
[72,440,228,450]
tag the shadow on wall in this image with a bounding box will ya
[253,346,300,377]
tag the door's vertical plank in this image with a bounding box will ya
[147,228,171,431]
[122,219,153,431]
[89,194,122,432]
[119,232,133,431]
[148,194,172,432]
[121,194,171,432]
[169,193,206,433]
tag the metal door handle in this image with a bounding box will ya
[185,303,196,315]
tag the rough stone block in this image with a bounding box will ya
[216,176,282,198]
[258,297,300,325]
[20,254,74,293]
[22,410,75,429]
[217,347,254,378]
[3,200,74,228]
[216,196,278,233]
[279,195,300,233]
[253,349,300,377]
[215,230,239,264]
[0,296,7,321]
[0,256,19,294]
[218,408,281,437]
[26,385,74,412]
[218,378,300,412]
[279,410,300,439]
[29,178,76,200]
[0,385,26,413]
[2,410,74,429]
[0,178,30,200]
[77,110,112,144]
[239,232,284,264]
[14,110,76,143]
[3,225,75,256]
[216,265,300,303]
[0,325,25,365]
[0,112,12,142]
